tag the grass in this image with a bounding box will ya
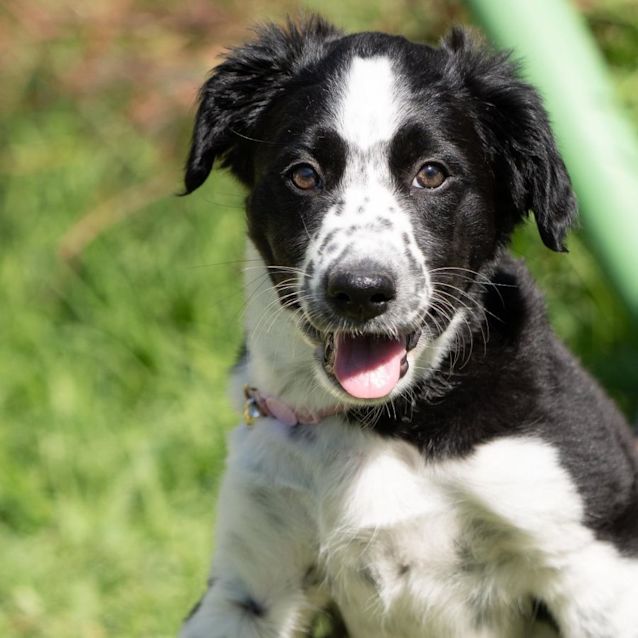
[0,1,636,636]
[1,113,245,634]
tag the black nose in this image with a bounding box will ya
[326,267,396,321]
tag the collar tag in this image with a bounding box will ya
[243,386,267,426]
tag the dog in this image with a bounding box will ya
[179,17,638,638]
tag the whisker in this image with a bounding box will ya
[229,128,279,145]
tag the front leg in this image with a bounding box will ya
[182,576,316,638]
[541,542,638,638]
[181,424,325,638]
[451,437,638,638]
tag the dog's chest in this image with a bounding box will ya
[229,418,573,636]
[315,445,491,637]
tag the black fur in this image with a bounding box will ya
[183,16,342,191]
[441,28,577,252]
[352,255,638,554]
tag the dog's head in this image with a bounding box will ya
[184,17,576,405]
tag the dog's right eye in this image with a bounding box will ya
[288,164,322,191]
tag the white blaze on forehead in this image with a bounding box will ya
[337,56,400,150]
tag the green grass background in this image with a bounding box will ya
[1,1,637,636]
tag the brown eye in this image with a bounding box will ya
[413,163,447,189]
[289,164,321,191]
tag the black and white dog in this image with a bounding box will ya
[180,17,638,638]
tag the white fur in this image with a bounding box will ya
[238,241,338,415]
[183,246,638,638]
[183,398,638,637]
[336,57,401,149]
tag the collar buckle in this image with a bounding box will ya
[243,385,266,426]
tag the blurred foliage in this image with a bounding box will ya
[0,1,636,636]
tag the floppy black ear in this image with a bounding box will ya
[442,28,577,251]
[183,16,341,194]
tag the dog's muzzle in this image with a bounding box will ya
[302,260,425,402]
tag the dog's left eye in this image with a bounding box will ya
[288,164,322,191]
[412,163,447,189]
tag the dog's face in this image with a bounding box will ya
[184,18,576,405]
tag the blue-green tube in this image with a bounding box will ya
[467,0,638,315]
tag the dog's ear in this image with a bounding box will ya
[182,16,341,194]
[442,28,577,252]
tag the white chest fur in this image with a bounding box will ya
[183,416,638,638]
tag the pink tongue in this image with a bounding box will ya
[334,334,406,399]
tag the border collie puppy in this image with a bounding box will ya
[179,17,638,638]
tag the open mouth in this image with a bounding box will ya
[322,330,421,400]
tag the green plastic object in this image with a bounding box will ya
[466,0,638,315]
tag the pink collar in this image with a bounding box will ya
[243,385,344,427]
